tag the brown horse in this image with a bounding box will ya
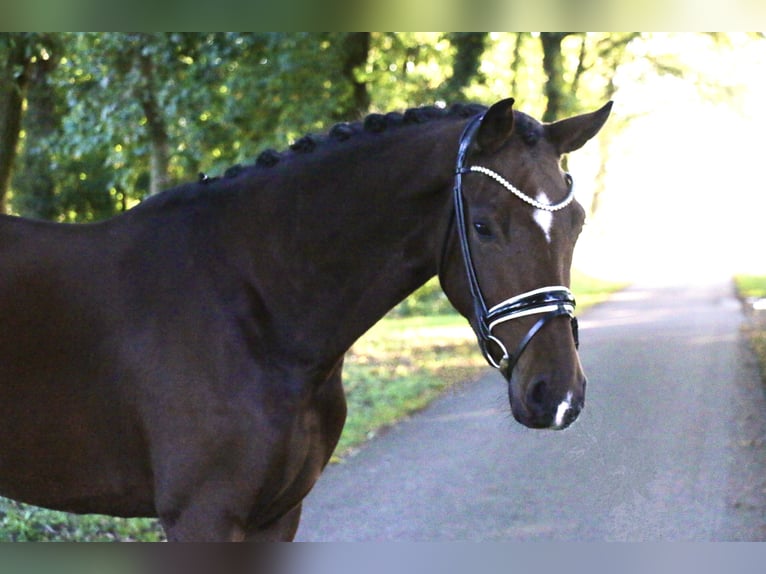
[0,98,611,541]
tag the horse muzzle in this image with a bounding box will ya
[483,287,584,430]
[507,372,586,430]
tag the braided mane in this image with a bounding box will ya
[202,103,488,183]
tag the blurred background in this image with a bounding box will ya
[2,32,763,286]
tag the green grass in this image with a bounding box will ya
[336,313,487,459]
[569,269,629,312]
[735,275,766,386]
[735,274,766,299]
[0,499,164,541]
[0,271,624,541]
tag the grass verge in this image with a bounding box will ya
[734,275,766,385]
[0,502,163,541]
[735,275,766,299]
[0,271,624,541]
[337,313,487,459]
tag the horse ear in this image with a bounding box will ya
[546,101,613,155]
[476,98,515,153]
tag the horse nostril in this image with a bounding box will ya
[527,379,548,409]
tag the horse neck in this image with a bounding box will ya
[230,119,464,366]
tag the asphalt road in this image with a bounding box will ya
[296,277,766,541]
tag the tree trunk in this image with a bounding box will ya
[442,33,488,101]
[13,38,62,220]
[144,113,170,197]
[137,49,170,196]
[510,33,526,97]
[540,33,572,122]
[338,32,371,120]
[0,37,31,214]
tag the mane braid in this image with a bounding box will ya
[210,102,488,180]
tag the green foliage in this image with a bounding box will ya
[388,277,454,317]
[0,498,163,541]
[5,32,472,218]
[734,275,766,299]
[0,32,656,221]
[1,32,755,221]
[569,269,629,309]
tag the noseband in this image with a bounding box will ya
[452,114,580,375]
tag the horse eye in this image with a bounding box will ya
[473,222,493,238]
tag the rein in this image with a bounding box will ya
[452,114,579,375]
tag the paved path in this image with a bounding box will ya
[296,277,766,541]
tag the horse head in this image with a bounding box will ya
[441,98,612,430]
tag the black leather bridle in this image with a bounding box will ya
[452,113,580,377]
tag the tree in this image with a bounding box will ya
[3,33,748,223]
[0,34,56,214]
[440,33,489,101]
[60,33,208,197]
[535,33,642,213]
[365,33,453,110]
[133,36,172,196]
[11,35,64,219]
[540,32,573,122]
[337,33,371,120]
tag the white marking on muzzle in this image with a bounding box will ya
[533,191,553,243]
[554,391,574,428]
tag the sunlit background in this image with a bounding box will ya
[570,34,766,284]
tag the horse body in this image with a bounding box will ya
[0,118,462,540]
[0,100,610,540]
[0,200,347,539]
